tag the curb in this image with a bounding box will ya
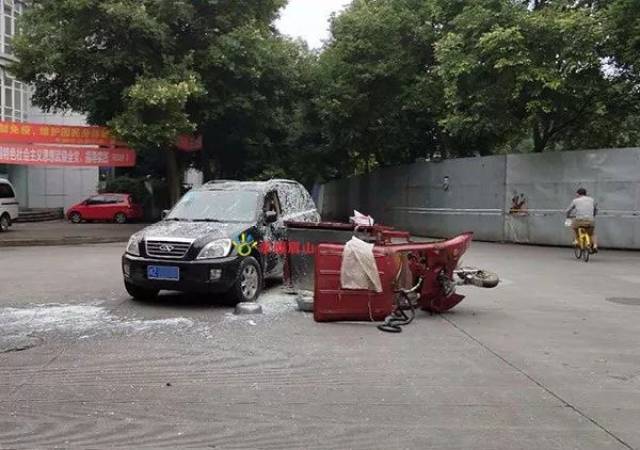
[1,237,128,247]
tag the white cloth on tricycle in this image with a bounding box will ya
[349,210,374,226]
[340,236,383,293]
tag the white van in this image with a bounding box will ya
[0,178,19,232]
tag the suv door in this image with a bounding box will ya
[261,191,285,277]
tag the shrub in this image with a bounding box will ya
[100,176,149,204]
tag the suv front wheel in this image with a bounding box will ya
[231,257,262,303]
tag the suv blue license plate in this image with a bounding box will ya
[147,265,180,281]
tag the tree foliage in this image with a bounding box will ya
[312,0,640,178]
[11,0,640,185]
[315,0,447,175]
[436,1,631,153]
[11,0,307,187]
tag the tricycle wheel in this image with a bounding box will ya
[469,270,500,288]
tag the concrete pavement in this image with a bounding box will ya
[0,220,145,247]
[0,242,639,449]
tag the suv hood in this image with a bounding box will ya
[140,220,254,243]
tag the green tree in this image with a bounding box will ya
[193,28,312,181]
[436,1,635,153]
[313,0,640,178]
[315,0,448,177]
[605,0,640,81]
[11,0,305,202]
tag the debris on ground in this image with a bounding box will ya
[0,335,42,353]
[0,304,198,347]
[234,303,263,315]
[296,291,314,312]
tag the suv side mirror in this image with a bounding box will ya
[265,210,278,224]
[161,210,170,219]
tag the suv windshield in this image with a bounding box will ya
[167,190,259,223]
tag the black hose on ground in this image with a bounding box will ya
[377,292,416,333]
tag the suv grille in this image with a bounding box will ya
[145,240,193,259]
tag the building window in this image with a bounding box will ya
[1,0,21,56]
[1,69,27,122]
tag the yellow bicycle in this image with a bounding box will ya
[574,226,593,262]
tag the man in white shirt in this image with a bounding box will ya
[566,188,598,252]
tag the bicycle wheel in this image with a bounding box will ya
[574,246,582,259]
[582,248,590,262]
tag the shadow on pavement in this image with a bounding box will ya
[126,279,286,311]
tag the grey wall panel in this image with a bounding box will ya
[69,167,99,210]
[504,148,640,248]
[44,168,65,208]
[27,166,46,209]
[320,148,640,249]
[390,156,506,240]
[63,168,83,210]
[321,156,507,240]
[22,166,97,210]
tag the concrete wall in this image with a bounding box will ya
[26,166,98,210]
[320,148,640,249]
[3,112,99,210]
[5,165,98,210]
[13,108,98,210]
[503,149,640,248]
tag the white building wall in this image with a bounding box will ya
[0,0,99,211]
[26,166,97,210]
[23,109,100,210]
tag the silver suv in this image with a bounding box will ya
[0,178,18,232]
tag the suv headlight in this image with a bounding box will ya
[197,239,232,260]
[126,234,142,256]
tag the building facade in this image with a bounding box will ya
[0,0,98,211]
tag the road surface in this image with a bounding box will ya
[1,242,639,449]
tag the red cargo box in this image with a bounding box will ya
[314,233,474,322]
[313,243,398,322]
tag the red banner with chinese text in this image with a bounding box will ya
[0,121,121,146]
[176,134,203,152]
[0,143,136,167]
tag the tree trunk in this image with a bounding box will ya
[533,124,546,153]
[201,130,213,182]
[166,147,181,206]
[201,126,219,182]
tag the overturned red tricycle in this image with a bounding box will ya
[284,222,499,326]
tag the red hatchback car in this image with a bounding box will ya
[67,193,143,224]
